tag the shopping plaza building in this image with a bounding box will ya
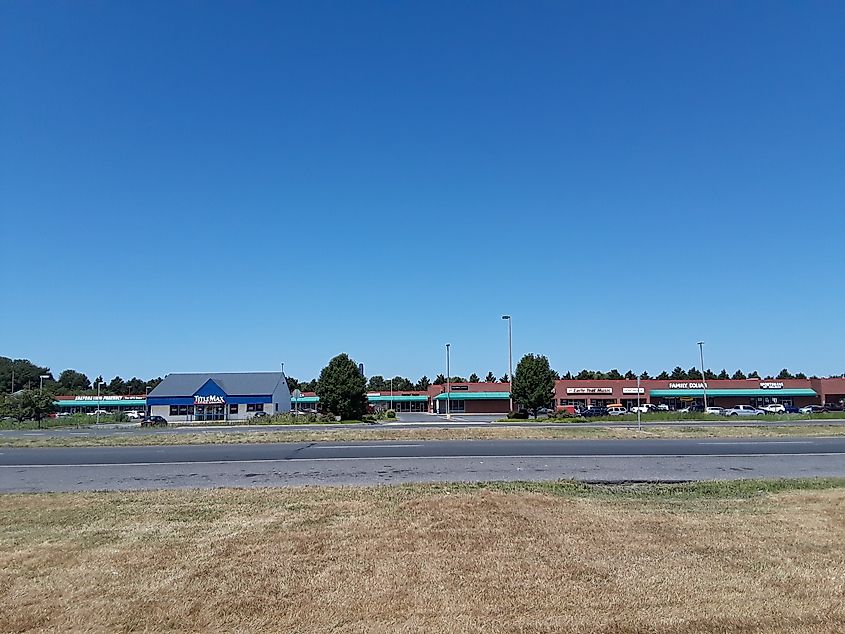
[52,373,845,418]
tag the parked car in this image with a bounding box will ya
[607,405,627,416]
[629,404,656,414]
[760,403,786,414]
[705,406,724,415]
[799,405,828,414]
[723,405,763,417]
[655,404,670,411]
[125,410,143,420]
[580,406,609,417]
[141,415,168,427]
[678,404,705,413]
[87,409,110,416]
[252,411,268,418]
[783,405,800,414]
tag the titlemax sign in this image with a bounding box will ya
[194,395,225,405]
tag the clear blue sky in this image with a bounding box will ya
[2,1,844,383]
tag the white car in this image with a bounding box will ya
[760,403,786,414]
[630,403,658,414]
[87,409,110,416]
[705,406,724,415]
[607,406,627,416]
[655,404,670,411]
[125,410,143,419]
[723,405,763,417]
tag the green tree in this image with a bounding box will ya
[685,366,701,380]
[485,371,496,382]
[776,368,793,379]
[0,357,53,393]
[639,371,651,380]
[731,369,746,380]
[415,376,431,391]
[108,376,126,394]
[656,371,670,380]
[623,370,637,380]
[469,373,480,383]
[748,370,761,379]
[670,367,685,380]
[367,375,387,391]
[795,372,807,379]
[575,369,596,380]
[316,354,367,420]
[0,389,56,424]
[512,354,556,416]
[561,371,572,380]
[499,374,509,382]
[389,376,415,391]
[449,376,467,383]
[299,379,318,392]
[433,374,447,385]
[57,369,91,392]
[125,377,146,394]
[285,376,300,393]
[606,369,623,380]
[718,369,729,380]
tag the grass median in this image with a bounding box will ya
[2,423,845,448]
[1,478,843,633]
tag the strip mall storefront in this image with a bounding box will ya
[554,378,838,410]
[54,394,147,414]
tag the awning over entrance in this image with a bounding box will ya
[55,399,146,407]
[649,389,817,397]
[433,391,511,400]
[367,395,428,402]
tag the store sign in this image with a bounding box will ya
[450,385,469,391]
[73,395,143,401]
[622,387,645,394]
[194,395,225,405]
[668,382,708,389]
[567,387,613,394]
[760,382,784,389]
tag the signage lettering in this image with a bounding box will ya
[73,395,144,401]
[194,395,225,405]
[760,382,784,389]
[622,387,645,394]
[668,382,707,389]
[566,387,613,394]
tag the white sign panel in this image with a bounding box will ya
[622,387,645,394]
[760,382,784,389]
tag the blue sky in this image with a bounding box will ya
[2,1,844,383]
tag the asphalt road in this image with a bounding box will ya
[1,436,843,492]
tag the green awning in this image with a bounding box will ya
[434,391,510,400]
[291,396,320,403]
[649,389,816,397]
[367,395,429,402]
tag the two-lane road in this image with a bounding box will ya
[1,437,843,492]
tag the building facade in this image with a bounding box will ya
[554,377,845,410]
[146,372,291,422]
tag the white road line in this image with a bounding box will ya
[698,441,814,445]
[22,433,46,436]
[318,444,422,449]
[1,452,843,468]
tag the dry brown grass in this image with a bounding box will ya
[1,481,843,633]
[2,423,844,448]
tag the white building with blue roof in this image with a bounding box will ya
[147,372,291,422]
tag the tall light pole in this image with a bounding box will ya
[697,341,708,410]
[39,374,50,393]
[636,374,641,431]
[145,385,152,416]
[446,343,451,420]
[95,378,105,425]
[502,315,513,411]
[390,377,394,412]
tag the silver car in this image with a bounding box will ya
[723,405,763,417]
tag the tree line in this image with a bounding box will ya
[1,357,162,395]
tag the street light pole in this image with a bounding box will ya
[95,378,104,424]
[446,343,451,420]
[636,374,641,432]
[502,315,513,411]
[39,374,50,393]
[390,377,394,412]
[697,341,708,410]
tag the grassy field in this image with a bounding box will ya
[2,423,845,448]
[1,479,843,633]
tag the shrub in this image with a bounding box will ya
[385,409,396,419]
[509,409,529,419]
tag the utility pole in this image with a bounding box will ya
[446,343,451,420]
[697,341,708,410]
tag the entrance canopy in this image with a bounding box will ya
[650,388,817,397]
